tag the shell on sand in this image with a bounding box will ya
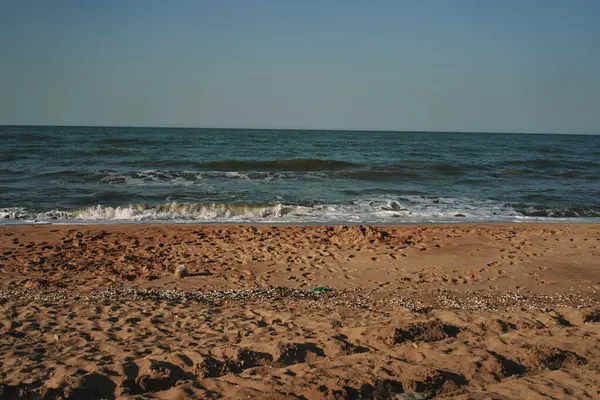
[174,264,188,278]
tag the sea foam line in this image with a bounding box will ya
[2,197,596,224]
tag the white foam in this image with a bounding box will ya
[1,197,596,225]
[223,172,250,180]
[0,207,28,220]
[74,202,287,221]
[100,171,204,186]
[98,170,285,186]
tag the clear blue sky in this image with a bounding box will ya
[1,0,599,133]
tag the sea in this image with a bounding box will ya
[1,126,599,225]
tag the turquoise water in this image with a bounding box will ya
[1,126,599,224]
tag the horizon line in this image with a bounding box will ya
[0,124,598,136]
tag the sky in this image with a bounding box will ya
[0,0,599,133]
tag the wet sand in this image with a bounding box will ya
[1,223,599,399]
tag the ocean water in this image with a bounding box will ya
[1,126,599,224]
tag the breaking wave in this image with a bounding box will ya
[30,163,491,186]
[2,197,598,224]
[0,203,294,222]
[514,205,600,218]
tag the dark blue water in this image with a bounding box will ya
[1,126,599,224]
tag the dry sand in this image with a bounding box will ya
[0,223,599,399]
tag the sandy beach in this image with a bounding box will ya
[1,223,599,399]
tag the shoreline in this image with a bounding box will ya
[2,220,599,227]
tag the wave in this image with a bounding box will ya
[504,158,584,169]
[193,159,363,171]
[491,168,598,180]
[333,170,422,181]
[122,160,214,169]
[384,162,483,176]
[417,163,474,174]
[41,168,424,186]
[497,168,536,175]
[16,159,600,190]
[99,170,292,185]
[579,161,600,168]
[100,171,203,186]
[550,170,581,178]
[98,137,154,146]
[39,170,100,179]
[92,148,135,156]
[0,203,294,222]
[123,158,365,172]
[535,146,565,154]
[121,159,363,171]
[3,197,598,224]
[33,167,463,185]
[515,205,600,218]
[74,203,292,221]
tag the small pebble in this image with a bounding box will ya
[174,264,188,279]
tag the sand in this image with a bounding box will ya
[0,223,599,399]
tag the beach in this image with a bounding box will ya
[3,0,600,397]
[1,223,599,399]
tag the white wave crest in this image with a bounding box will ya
[0,207,29,220]
[74,202,288,221]
[98,170,287,186]
[1,196,592,225]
